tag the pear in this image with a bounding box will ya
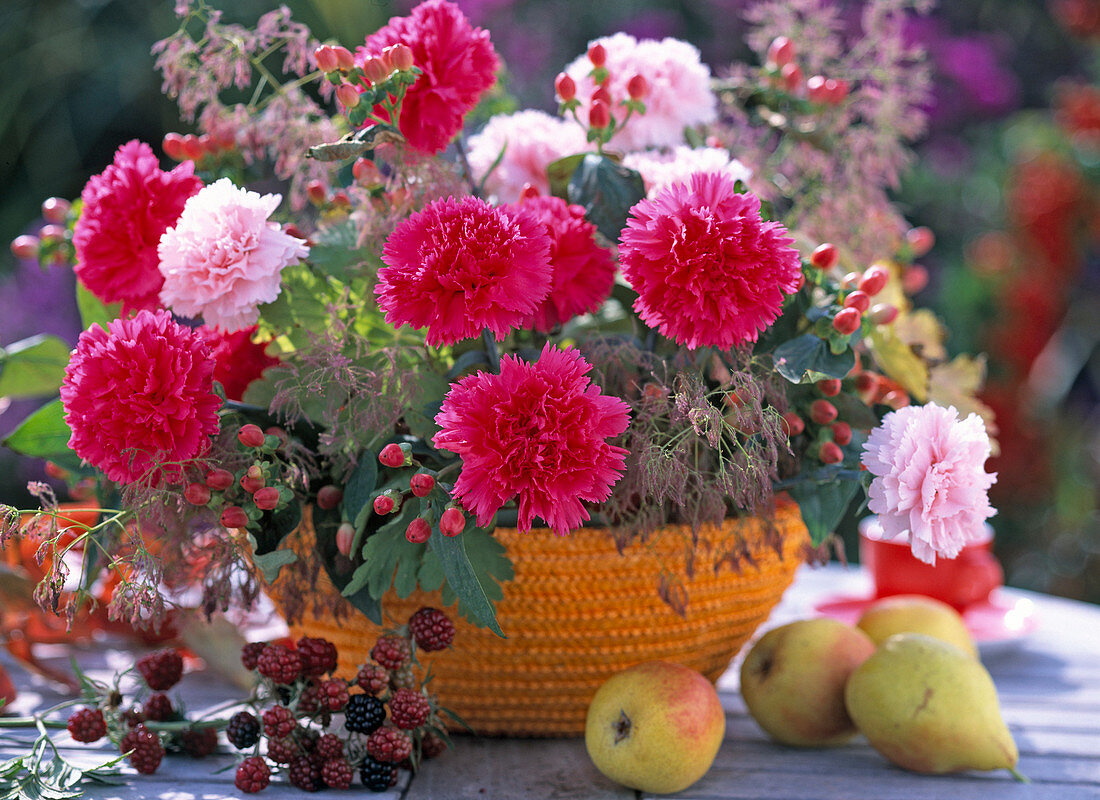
[845,633,1019,775]
[857,595,978,658]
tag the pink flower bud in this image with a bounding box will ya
[238,424,266,448]
[843,290,870,312]
[555,72,576,102]
[819,440,844,464]
[405,517,432,544]
[832,421,853,446]
[810,242,838,270]
[781,63,803,93]
[336,522,355,556]
[10,235,39,260]
[810,399,839,425]
[314,45,339,73]
[332,46,355,71]
[184,483,211,506]
[41,197,71,223]
[817,378,842,397]
[626,74,648,100]
[440,507,465,537]
[241,465,265,494]
[162,132,186,161]
[868,303,899,325]
[410,473,435,497]
[253,487,280,511]
[205,469,234,491]
[316,485,344,510]
[858,265,890,296]
[389,43,415,71]
[589,99,611,129]
[766,36,795,68]
[587,42,607,67]
[336,83,361,109]
[221,506,249,529]
[832,306,862,335]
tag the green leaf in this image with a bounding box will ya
[358,503,422,598]
[1,399,82,471]
[772,334,856,384]
[344,454,378,532]
[308,221,382,282]
[312,505,382,624]
[546,153,586,199]
[251,548,298,583]
[565,154,646,242]
[75,283,120,331]
[788,476,861,546]
[426,526,510,636]
[0,335,71,399]
[253,502,302,556]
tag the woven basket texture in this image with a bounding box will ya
[276,499,807,737]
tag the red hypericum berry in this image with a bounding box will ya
[371,635,411,671]
[781,62,803,93]
[67,708,107,743]
[332,45,354,71]
[321,757,354,790]
[314,44,338,72]
[37,224,66,245]
[44,461,68,480]
[356,663,389,694]
[366,727,413,764]
[387,42,414,71]
[906,226,935,257]
[238,424,266,448]
[405,517,432,544]
[184,482,211,506]
[832,421,853,446]
[854,372,879,396]
[373,492,398,515]
[137,649,183,691]
[378,443,408,468]
[868,303,899,325]
[205,468,234,491]
[41,197,71,223]
[766,36,795,68]
[162,132,187,161]
[809,242,838,270]
[841,271,861,290]
[256,643,302,686]
[389,688,431,730]
[409,607,455,651]
[858,265,890,296]
[336,83,361,109]
[263,705,297,739]
[809,399,838,425]
[120,724,164,775]
[336,522,355,556]
[241,641,266,671]
[143,693,173,722]
[241,465,265,493]
[832,307,862,335]
[221,505,249,529]
[883,389,910,409]
[807,74,829,103]
[826,78,849,104]
[819,440,844,464]
[288,755,323,792]
[306,180,327,206]
[589,99,611,129]
[816,378,842,397]
[591,85,613,106]
[843,290,870,313]
[362,55,390,84]
[555,72,576,102]
[409,473,435,497]
[781,412,805,437]
[626,73,649,100]
[439,507,465,537]
[266,736,297,765]
[253,486,280,511]
[181,726,218,758]
[297,636,338,677]
[10,234,39,260]
[902,264,929,294]
[587,42,607,67]
[180,134,205,161]
[235,757,271,793]
[353,158,383,187]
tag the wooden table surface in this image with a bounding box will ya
[3,563,1099,799]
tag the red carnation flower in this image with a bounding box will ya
[196,325,280,402]
[357,0,499,154]
[619,172,801,349]
[375,196,552,345]
[73,140,203,310]
[510,196,616,332]
[433,344,630,533]
[60,309,221,486]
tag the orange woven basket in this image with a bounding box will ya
[276,498,807,737]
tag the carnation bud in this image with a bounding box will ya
[883,389,910,410]
[405,517,432,544]
[906,226,935,257]
[336,83,361,109]
[843,290,870,313]
[832,421,853,446]
[41,197,71,223]
[868,303,899,325]
[184,483,211,506]
[807,75,829,104]
[353,158,383,186]
[37,225,66,245]
[781,412,805,437]
[373,491,400,515]
[626,74,648,100]
[832,307,862,335]
[316,485,344,510]
[241,465,265,494]
[332,46,355,71]
[810,243,838,270]
[162,132,187,161]
[336,522,356,557]
[362,56,390,84]
[314,45,339,73]
[902,264,929,294]
[591,85,613,106]
[238,424,266,448]
[221,506,249,529]
[587,42,607,68]
[810,399,838,425]
[10,235,39,260]
[858,265,890,296]
[439,507,465,537]
[555,72,576,102]
[389,43,415,71]
[410,473,435,497]
[780,63,803,93]
[766,36,795,68]
[816,378,842,397]
[253,487,280,511]
[379,442,412,468]
[205,469,234,491]
[589,99,611,129]
[819,440,844,464]
[519,183,540,201]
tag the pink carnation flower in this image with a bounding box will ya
[433,344,630,533]
[623,146,752,198]
[375,196,552,345]
[862,403,997,565]
[509,196,615,332]
[158,178,309,332]
[196,325,280,402]
[467,110,589,202]
[60,310,221,486]
[358,0,499,154]
[563,33,716,151]
[73,140,203,310]
[619,172,801,349]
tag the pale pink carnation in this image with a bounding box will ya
[158,178,309,332]
[862,403,997,565]
[563,33,716,151]
[433,344,630,534]
[467,110,589,202]
[623,146,752,197]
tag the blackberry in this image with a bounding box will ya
[389,688,430,730]
[356,663,389,695]
[122,707,146,728]
[408,607,455,652]
[361,757,398,792]
[421,730,447,759]
[297,683,322,715]
[297,636,338,677]
[226,711,261,749]
[315,733,343,761]
[287,755,323,792]
[266,736,297,765]
[234,756,271,793]
[120,724,164,775]
[136,649,183,691]
[322,757,354,789]
[319,678,349,712]
[370,634,410,671]
[262,705,296,739]
[67,708,106,743]
[241,642,267,671]
[181,726,218,758]
[256,644,302,685]
[366,726,412,763]
[390,664,416,690]
[143,693,174,722]
[344,694,386,735]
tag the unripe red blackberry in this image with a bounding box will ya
[389,688,431,729]
[316,733,344,761]
[241,641,266,671]
[809,399,838,425]
[439,507,465,537]
[319,678,349,712]
[262,705,297,739]
[142,693,173,722]
[238,424,266,448]
[316,484,343,510]
[181,726,218,758]
[288,755,323,792]
[256,644,302,685]
[422,730,448,759]
[120,725,164,774]
[266,736,297,765]
[205,468,234,490]
[67,708,106,743]
[226,711,261,749]
[356,663,389,694]
[409,472,435,497]
[297,636,338,677]
[405,517,432,544]
[371,634,411,670]
[408,607,455,652]
[234,756,271,793]
[323,758,354,790]
[137,649,183,691]
[366,726,412,763]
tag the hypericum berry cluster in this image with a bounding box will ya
[372,442,468,544]
[555,42,648,148]
[313,42,420,131]
[764,36,850,105]
[162,129,236,165]
[9,196,76,269]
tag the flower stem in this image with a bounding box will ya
[481,329,500,373]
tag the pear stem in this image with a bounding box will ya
[1008,766,1030,783]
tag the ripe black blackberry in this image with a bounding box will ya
[120,724,164,774]
[408,607,455,651]
[322,757,354,789]
[287,755,323,792]
[136,649,183,691]
[226,711,261,749]
[67,708,106,743]
[360,757,398,792]
[344,693,386,734]
[234,756,271,793]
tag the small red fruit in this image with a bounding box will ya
[589,99,611,129]
[256,643,302,685]
[313,45,338,72]
[868,303,899,325]
[816,378,842,397]
[362,55,390,84]
[253,486,280,511]
[336,522,355,556]
[184,482,211,506]
[906,226,935,257]
[555,72,576,102]
[205,468,234,490]
[843,290,870,312]
[883,389,910,409]
[903,264,929,294]
[389,43,415,71]
[626,74,648,100]
[832,421,853,446]
[235,757,271,793]
[408,607,455,651]
[439,506,465,537]
[810,242,838,270]
[781,412,804,437]
[240,465,265,493]
[519,183,540,201]
[371,634,411,671]
[241,642,266,671]
[162,132,186,161]
[336,83,361,109]
[41,197,71,223]
[591,85,613,106]
[819,441,844,464]
[410,473,435,497]
[781,62,803,93]
[120,724,164,775]
[366,726,413,764]
[807,74,829,103]
[389,688,431,729]
[405,517,432,544]
[858,265,890,296]
[316,484,343,510]
[221,505,249,529]
[378,443,409,468]
[832,307,862,335]
[854,372,879,395]
[373,491,399,515]
[809,399,838,425]
[587,42,607,67]
[238,425,266,449]
[331,45,354,71]
[67,708,107,743]
[766,36,795,68]
[137,649,184,691]
[357,663,389,694]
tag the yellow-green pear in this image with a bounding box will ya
[857,595,978,658]
[845,633,1018,775]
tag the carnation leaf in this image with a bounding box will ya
[308,221,382,282]
[343,453,378,535]
[251,548,298,584]
[75,280,121,331]
[772,333,856,384]
[786,474,862,546]
[426,526,508,637]
[565,154,646,242]
[0,335,71,399]
[1,399,83,472]
[359,503,423,599]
